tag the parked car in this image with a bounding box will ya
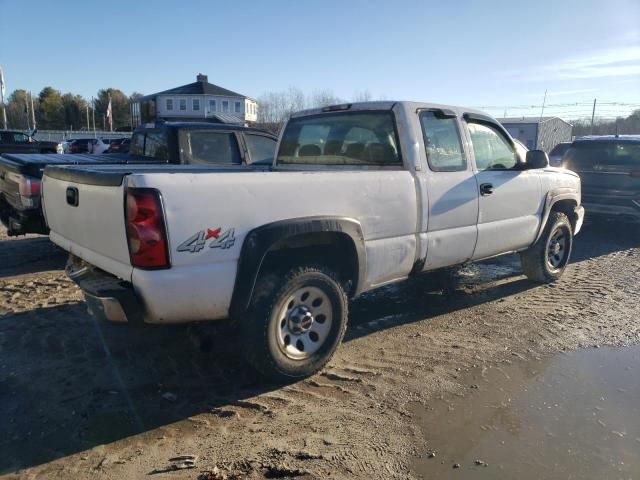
[68,138,92,154]
[563,135,640,221]
[41,101,584,381]
[61,138,81,154]
[108,138,130,153]
[549,141,572,167]
[0,122,277,236]
[0,130,62,155]
[89,138,112,154]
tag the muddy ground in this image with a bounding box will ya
[1,220,639,479]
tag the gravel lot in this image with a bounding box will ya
[1,220,639,479]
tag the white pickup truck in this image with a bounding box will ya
[41,101,584,380]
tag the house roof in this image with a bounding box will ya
[498,116,572,126]
[143,81,247,100]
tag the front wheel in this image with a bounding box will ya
[240,266,348,382]
[520,211,573,283]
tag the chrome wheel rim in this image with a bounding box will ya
[275,286,333,360]
[546,227,568,271]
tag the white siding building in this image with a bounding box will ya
[139,74,257,125]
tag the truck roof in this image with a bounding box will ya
[290,100,490,119]
[136,121,276,137]
[574,135,640,144]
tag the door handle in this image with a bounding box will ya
[480,183,494,196]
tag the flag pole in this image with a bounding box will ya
[30,90,36,129]
[0,65,7,129]
[25,91,31,131]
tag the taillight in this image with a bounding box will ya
[125,188,170,269]
[18,175,41,197]
[630,171,640,178]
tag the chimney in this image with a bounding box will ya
[196,73,208,83]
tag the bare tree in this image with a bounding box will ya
[353,89,373,102]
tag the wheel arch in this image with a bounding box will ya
[533,189,579,245]
[229,216,366,317]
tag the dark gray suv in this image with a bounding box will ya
[563,136,640,222]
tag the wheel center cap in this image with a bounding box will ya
[551,242,561,255]
[288,306,314,334]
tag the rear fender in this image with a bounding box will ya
[229,216,366,317]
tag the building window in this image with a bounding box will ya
[235,101,241,113]
[179,99,187,111]
[209,99,216,112]
[166,99,173,111]
[193,99,200,111]
[222,101,229,112]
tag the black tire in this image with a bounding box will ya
[239,266,348,382]
[520,211,573,283]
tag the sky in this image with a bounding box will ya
[1,0,639,120]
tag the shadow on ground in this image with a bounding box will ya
[0,235,67,278]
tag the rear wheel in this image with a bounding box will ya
[520,211,573,283]
[240,266,348,382]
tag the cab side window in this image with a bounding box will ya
[467,122,518,170]
[419,111,466,171]
[245,134,276,164]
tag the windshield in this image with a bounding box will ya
[550,143,571,157]
[277,111,402,166]
[564,141,640,170]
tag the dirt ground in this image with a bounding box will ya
[1,219,639,479]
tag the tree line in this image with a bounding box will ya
[571,110,640,136]
[2,87,143,131]
[2,84,639,136]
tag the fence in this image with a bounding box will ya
[32,130,132,143]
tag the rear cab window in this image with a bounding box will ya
[144,132,169,160]
[277,111,402,167]
[180,130,241,165]
[129,132,145,156]
[564,141,640,172]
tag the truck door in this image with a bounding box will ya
[419,110,479,270]
[463,116,542,260]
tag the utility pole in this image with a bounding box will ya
[91,97,96,136]
[590,98,597,135]
[86,102,90,130]
[539,89,548,122]
[0,64,7,130]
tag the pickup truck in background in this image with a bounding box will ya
[42,101,584,381]
[0,130,63,155]
[0,122,276,236]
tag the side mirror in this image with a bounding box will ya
[525,150,549,169]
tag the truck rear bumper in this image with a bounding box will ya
[66,256,145,324]
[0,198,48,236]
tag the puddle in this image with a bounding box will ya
[411,346,640,479]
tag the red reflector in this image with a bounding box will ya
[630,171,640,178]
[125,188,169,269]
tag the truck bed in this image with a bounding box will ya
[0,153,148,177]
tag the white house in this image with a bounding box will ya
[139,74,258,125]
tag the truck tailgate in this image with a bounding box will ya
[42,166,132,281]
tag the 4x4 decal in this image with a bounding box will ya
[177,227,236,253]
